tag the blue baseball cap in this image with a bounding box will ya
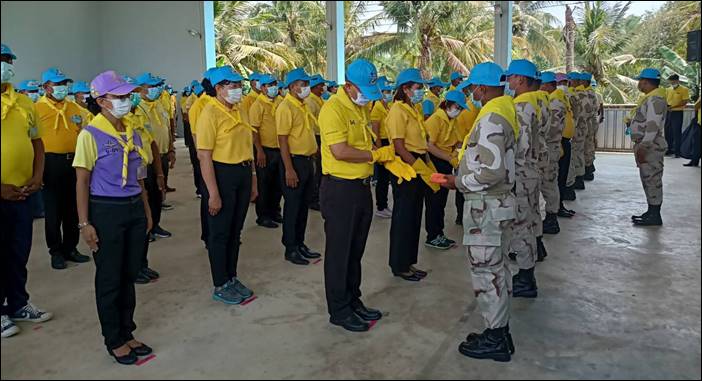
[421,99,435,116]
[122,75,136,84]
[378,75,393,84]
[284,67,311,88]
[257,74,277,86]
[190,80,200,87]
[182,86,192,93]
[135,72,161,86]
[580,72,593,82]
[427,76,449,89]
[72,81,90,93]
[466,62,504,87]
[635,68,661,80]
[444,90,468,110]
[41,67,72,84]
[209,66,244,86]
[540,71,557,84]
[395,68,426,88]
[504,59,538,79]
[248,72,261,82]
[1,43,17,59]
[450,71,466,81]
[17,80,40,91]
[455,80,471,92]
[566,72,580,80]
[193,83,204,95]
[325,80,338,88]
[378,80,393,92]
[309,74,326,88]
[346,59,381,101]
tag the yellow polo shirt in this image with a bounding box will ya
[370,101,390,140]
[159,91,174,120]
[135,100,170,155]
[386,101,428,154]
[35,96,83,153]
[455,101,480,142]
[318,87,374,179]
[188,94,214,137]
[249,94,281,149]
[241,90,260,126]
[195,99,253,164]
[304,93,325,135]
[275,94,318,156]
[666,85,689,111]
[425,109,459,154]
[2,85,40,186]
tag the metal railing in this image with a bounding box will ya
[597,104,697,152]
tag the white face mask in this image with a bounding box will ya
[446,107,461,119]
[1,62,15,83]
[297,86,311,99]
[107,98,132,119]
[146,87,161,101]
[352,89,370,106]
[558,85,568,92]
[266,85,278,99]
[225,88,243,104]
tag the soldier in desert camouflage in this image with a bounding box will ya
[629,68,667,226]
[584,76,603,181]
[539,72,565,235]
[441,62,517,362]
[531,75,551,258]
[570,72,594,191]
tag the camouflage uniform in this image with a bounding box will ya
[509,96,540,270]
[535,91,552,220]
[585,90,603,168]
[456,109,516,329]
[571,89,592,178]
[543,93,566,214]
[566,90,580,187]
[630,91,668,205]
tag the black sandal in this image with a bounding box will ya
[128,343,153,356]
[393,272,422,282]
[410,268,428,278]
[108,348,137,365]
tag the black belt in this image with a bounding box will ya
[410,151,428,160]
[326,175,372,186]
[89,194,142,204]
[47,152,75,160]
[214,160,252,167]
[291,154,313,160]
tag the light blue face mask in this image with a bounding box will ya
[352,90,370,107]
[383,92,393,103]
[266,85,278,98]
[410,88,425,104]
[504,82,515,98]
[51,85,69,101]
[130,92,141,107]
[469,93,481,109]
[28,92,40,102]
[146,87,161,100]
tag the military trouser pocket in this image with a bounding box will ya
[462,196,515,247]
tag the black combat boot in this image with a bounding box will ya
[536,236,548,262]
[458,326,512,362]
[583,168,594,181]
[562,186,576,201]
[512,267,537,298]
[466,324,515,354]
[633,205,662,226]
[558,202,576,217]
[574,176,585,190]
[542,213,560,234]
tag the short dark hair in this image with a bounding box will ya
[86,96,101,115]
[645,78,661,87]
[668,74,679,81]
[393,82,415,104]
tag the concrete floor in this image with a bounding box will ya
[1,145,700,380]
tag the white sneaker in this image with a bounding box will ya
[9,303,53,323]
[375,208,392,218]
[1,315,20,338]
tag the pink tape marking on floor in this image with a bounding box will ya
[368,320,378,330]
[33,325,43,331]
[135,354,156,366]
[313,259,322,265]
[241,295,258,306]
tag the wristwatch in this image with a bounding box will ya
[78,222,91,230]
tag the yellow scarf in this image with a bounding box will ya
[91,113,149,187]
[339,88,375,144]
[284,93,316,132]
[550,88,575,139]
[513,91,542,123]
[1,85,29,122]
[209,97,256,133]
[434,109,457,144]
[398,101,427,140]
[458,95,518,161]
[256,93,279,115]
[38,96,70,130]
[124,112,152,145]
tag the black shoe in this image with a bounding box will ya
[466,327,515,355]
[285,248,309,265]
[143,267,160,280]
[330,313,370,332]
[557,205,575,218]
[298,244,321,259]
[165,186,176,193]
[410,267,428,278]
[128,343,153,356]
[151,227,172,238]
[574,177,585,190]
[148,233,156,243]
[272,214,284,224]
[583,172,594,181]
[683,161,699,167]
[108,348,138,365]
[393,272,422,282]
[631,211,649,221]
[536,237,548,262]
[309,202,320,211]
[633,212,662,226]
[561,188,576,201]
[455,217,463,226]
[65,250,90,263]
[589,164,596,173]
[542,214,560,235]
[51,255,67,270]
[512,268,537,298]
[256,218,278,229]
[352,303,382,321]
[135,270,151,284]
[458,327,511,362]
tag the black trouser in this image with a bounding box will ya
[689,121,701,165]
[279,155,314,250]
[389,160,426,274]
[160,153,170,192]
[666,111,684,155]
[89,195,146,351]
[425,153,452,241]
[255,147,283,222]
[375,139,395,211]
[1,199,32,315]
[455,191,464,222]
[204,162,252,287]
[145,164,163,232]
[558,138,572,194]
[200,177,210,244]
[43,153,79,258]
[184,120,203,195]
[312,135,322,205]
[321,176,373,320]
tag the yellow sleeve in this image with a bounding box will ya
[72,130,98,170]
[275,103,294,136]
[318,103,347,146]
[424,113,441,144]
[195,106,216,151]
[370,103,383,122]
[25,100,41,140]
[249,101,263,128]
[385,105,406,140]
[682,87,690,101]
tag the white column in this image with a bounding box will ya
[494,1,513,69]
[326,1,345,83]
[203,1,216,70]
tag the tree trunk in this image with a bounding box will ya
[419,31,432,79]
[564,5,576,72]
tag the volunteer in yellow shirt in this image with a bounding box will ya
[70,81,94,127]
[306,74,326,211]
[196,66,257,306]
[73,70,152,363]
[665,74,690,157]
[241,72,261,126]
[16,79,41,102]
[424,90,467,250]
[154,77,176,193]
[449,71,465,91]
[1,43,53,337]
[250,74,283,228]
[36,67,90,269]
[181,82,203,199]
[135,72,173,240]
[555,73,576,208]
[319,59,392,332]
[275,67,320,265]
[425,76,448,109]
[386,67,430,282]
[370,79,395,218]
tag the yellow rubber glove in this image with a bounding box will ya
[370,145,395,163]
[412,158,441,192]
[384,157,416,183]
